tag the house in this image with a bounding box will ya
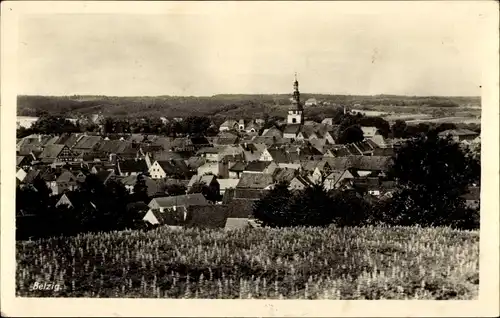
[273,168,298,183]
[323,169,355,191]
[219,119,239,132]
[38,144,76,164]
[184,205,229,229]
[305,98,317,106]
[149,159,191,180]
[228,161,246,179]
[143,193,209,225]
[117,159,149,177]
[283,124,302,139]
[70,135,102,157]
[289,175,313,191]
[236,173,274,190]
[187,174,220,198]
[438,129,479,142]
[213,135,239,146]
[222,188,261,218]
[189,136,211,150]
[197,161,229,179]
[121,174,159,197]
[243,161,278,175]
[244,120,261,134]
[196,146,224,162]
[361,126,381,139]
[16,155,34,168]
[51,170,79,195]
[261,126,283,138]
[55,192,97,210]
[217,179,240,196]
[186,156,206,171]
[239,143,265,162]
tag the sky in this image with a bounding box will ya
[17,1,488,97]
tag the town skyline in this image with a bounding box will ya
[18,2,486,97]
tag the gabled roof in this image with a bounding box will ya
[273,167,298,183]
[292,175,313,187]
[229,161,246,172]
[283,124,302,134]
[149,150,185,161]
[57,192,97,210]
[261,126,283,138]
[186,156,206,170]
[38,144,66,159]
[56,170,77,183]
[244,161,272,172]
[187,174,217,188]
[150,193,208,208]
[213,136,239,145]
[118,159,148,173]
[185,205,229,229]
[72,135,103,150]
[22,169,41,184]
[236,173,274,189]
[155,159,190,177]
[220,119,238,128]
[217,178,240,190]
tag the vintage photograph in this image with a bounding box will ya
[3,1,497,312]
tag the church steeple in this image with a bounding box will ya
[287,73,304,125]
[292,72,301,107]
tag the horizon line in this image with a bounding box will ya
[16,93,482,98]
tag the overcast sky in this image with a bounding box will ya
[17,2,487,96]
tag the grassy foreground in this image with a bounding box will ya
[16,225,479,299]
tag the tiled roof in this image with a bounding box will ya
[236,173,273,189]
[273,168,298,183]
[118,159,148,173]
[283,124,302,134]
[156,159,191,177]
[186,156,206,170]
[72,136,103,150]
[244,161,271,172]
[150,193,208,208]
[185,205,229,229]
[38,145,65,159]
[229,161,246,172]
[56,170,77,183]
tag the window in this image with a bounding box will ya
[292,118,297,123]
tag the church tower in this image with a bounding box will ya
[287,73,304,124]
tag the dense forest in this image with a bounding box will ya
[17,94,481,120]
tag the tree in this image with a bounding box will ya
[391,120,407,138]
[133,173,149,203]
[188,181,219,202]
[165,183,187,196]
[331,190,372,226]
[253,181,293,227]
[338,125,364,144]
[386,133,480,229]
[288,183,336,227]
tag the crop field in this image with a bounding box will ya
[16,225,479,299]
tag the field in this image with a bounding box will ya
[16,225,479,299]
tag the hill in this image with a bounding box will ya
[17,94,481,120]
